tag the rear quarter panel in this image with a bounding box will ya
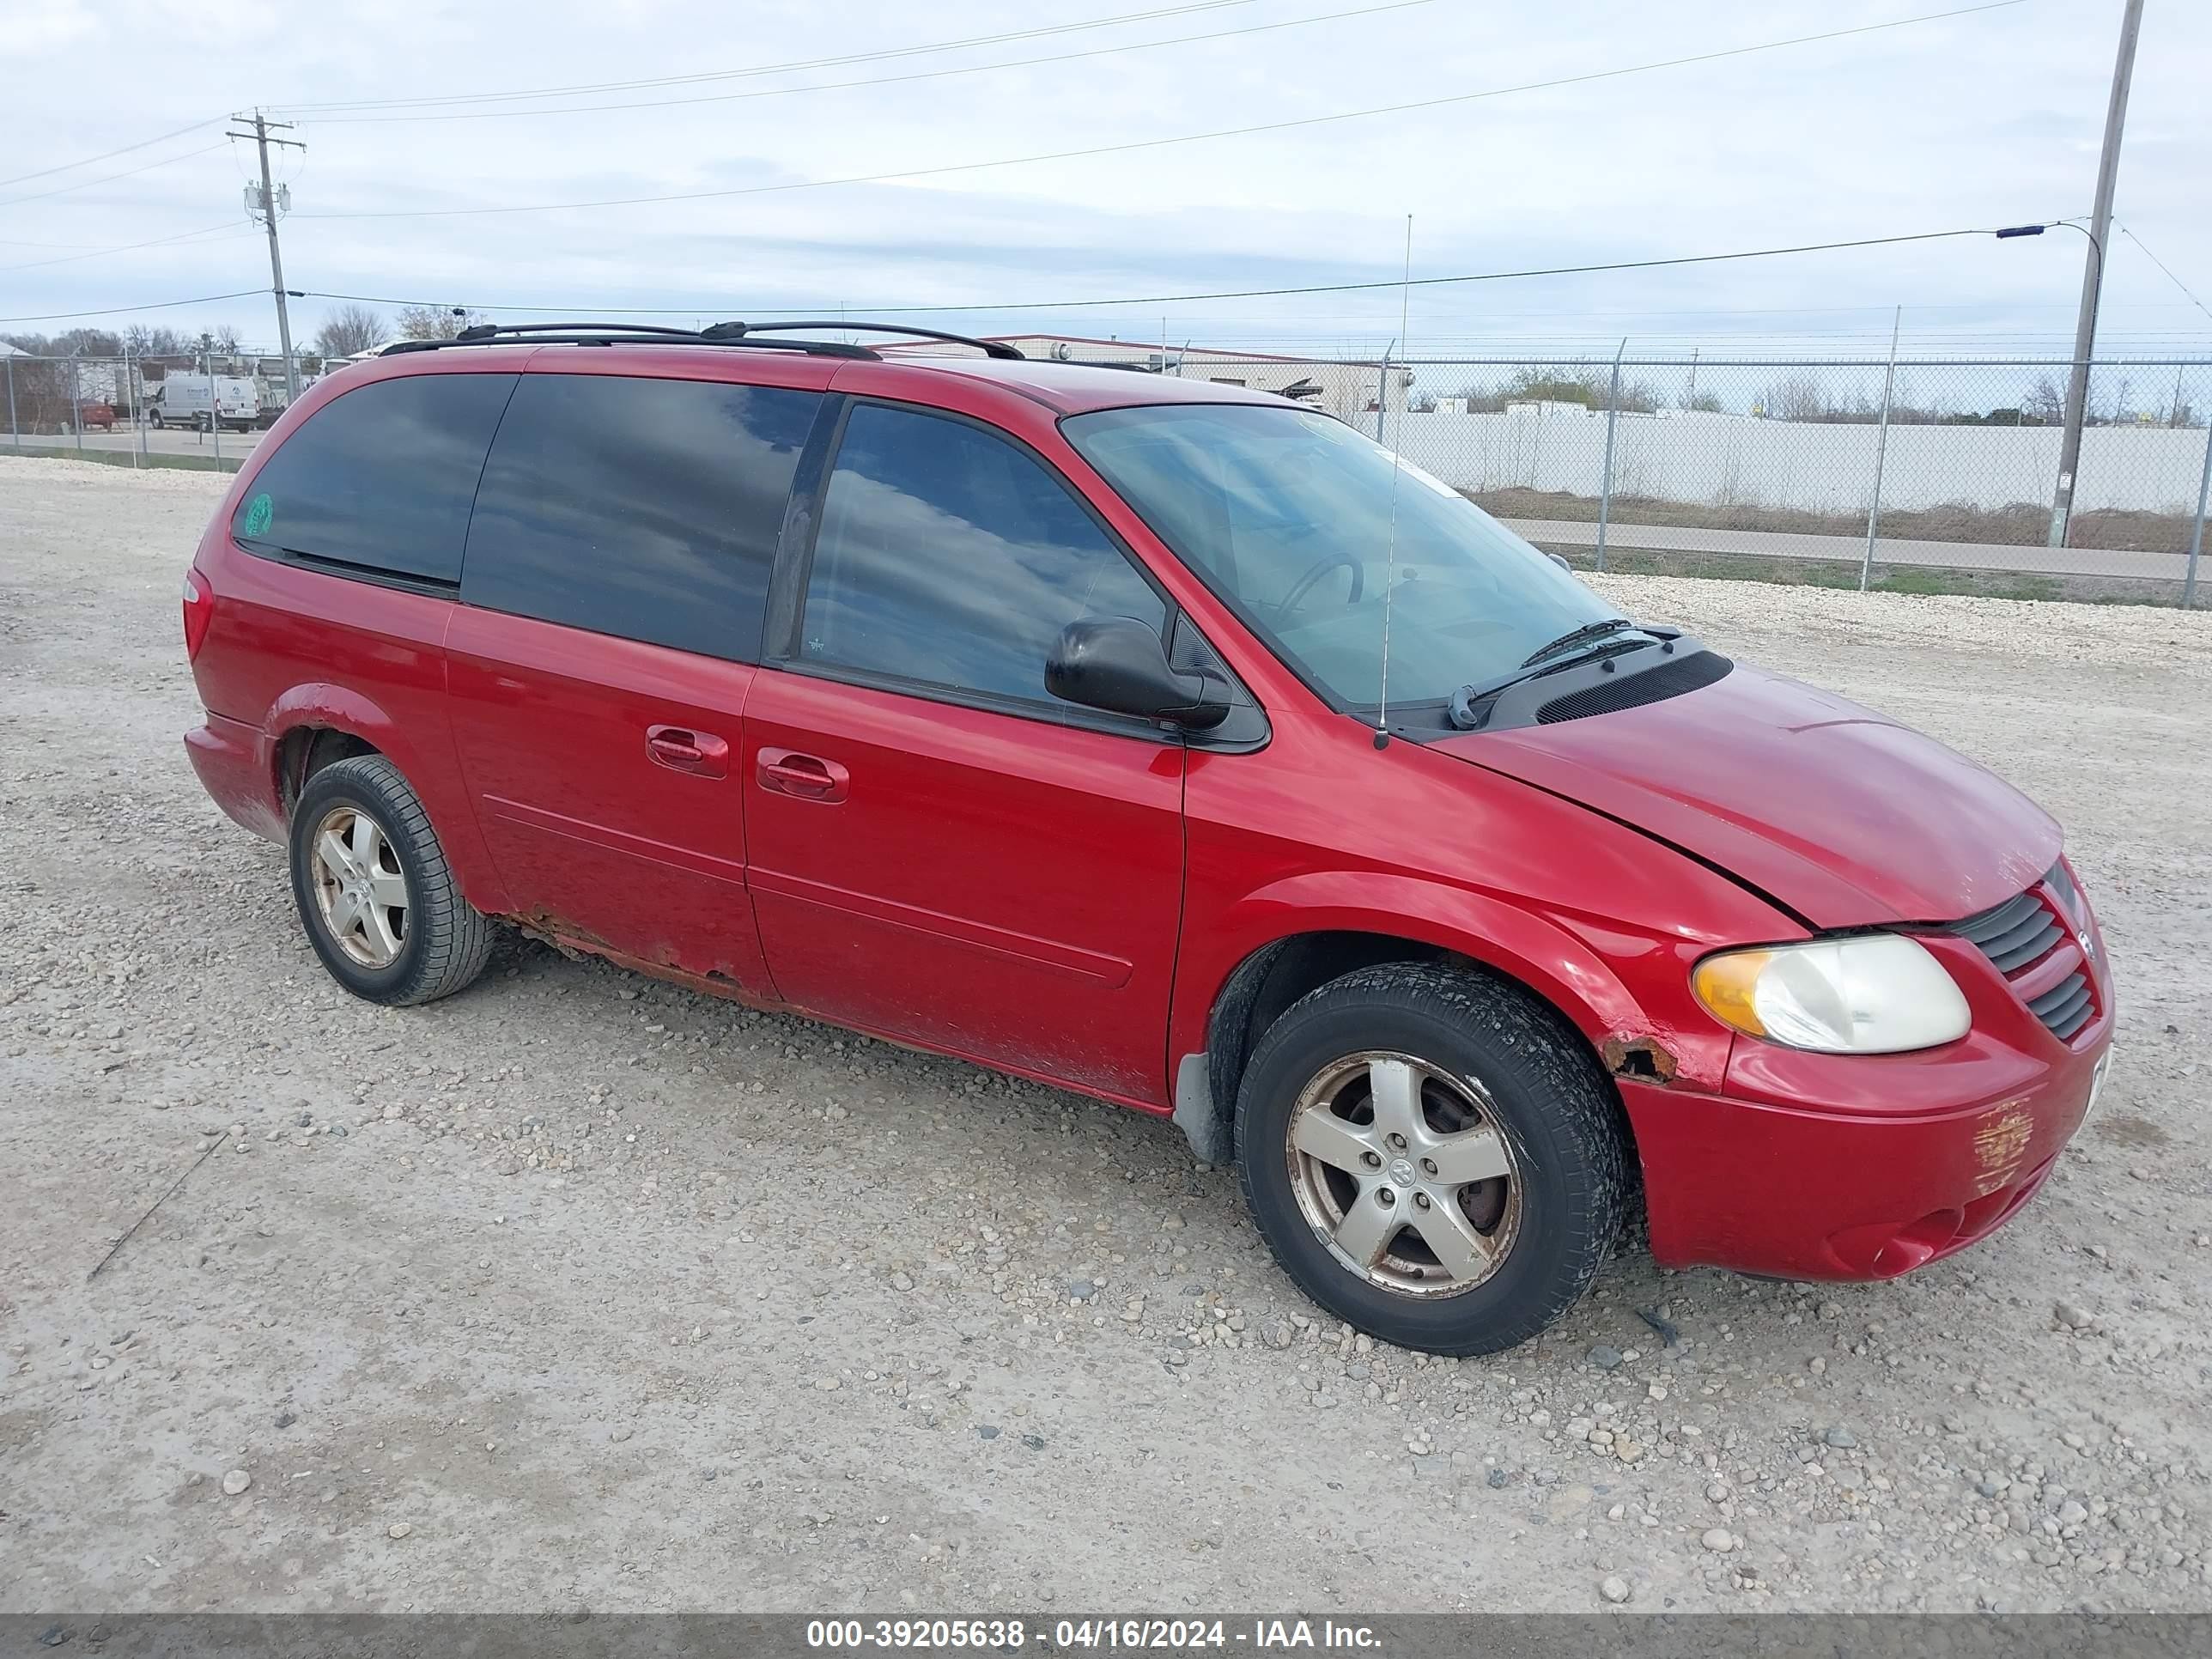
[187,356,528,914]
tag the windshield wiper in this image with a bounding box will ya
[1446,631,1652,731]
[1519,615,1641,669]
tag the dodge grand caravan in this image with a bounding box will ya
[181,320,2115,1354]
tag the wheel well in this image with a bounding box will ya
[1200,931,1642,1191]
[276,726,383,817]
[1205,932,1447,1120]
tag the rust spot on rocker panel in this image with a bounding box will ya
[510,912,786,1014]
[1601,1035,1680,1083]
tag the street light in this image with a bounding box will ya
[1996,221,2106,546]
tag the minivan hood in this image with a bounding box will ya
[1430,663,2059,928]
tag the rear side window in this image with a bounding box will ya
[462,374,820,662]
[799,402,1165,705]
[232,372,514,585]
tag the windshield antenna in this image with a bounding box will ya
[1374,214,1413,751]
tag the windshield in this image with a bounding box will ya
[1063,403,1619,711]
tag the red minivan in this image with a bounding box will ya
[181,321,2115,1354]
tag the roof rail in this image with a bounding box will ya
[378,322,877,360]
[702,320,1025,360]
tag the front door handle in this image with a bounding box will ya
[757,746,849,803]
[647,724,730,778]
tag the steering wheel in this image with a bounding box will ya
[1277,550,1364,616]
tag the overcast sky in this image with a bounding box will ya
[3,0,2207,358]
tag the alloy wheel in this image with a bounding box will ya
[308,805,409,968]
[1283,1050,1522,1297]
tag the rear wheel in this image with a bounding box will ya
[1235,963,1627,1355]
[289,755,493,1006]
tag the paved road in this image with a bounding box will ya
[5,425,266,465]
[1505,517,2197,584]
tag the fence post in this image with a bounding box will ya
[2185,418,2211,611]
[4,354,15,449]
[1375,349,1389,441]
[70,358,83,455]
[134,355,149,466]
[1595,337,1626,573]
[1861,306,1902,592]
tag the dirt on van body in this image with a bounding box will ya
[3,455,2210,1614]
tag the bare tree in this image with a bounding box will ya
[124,325,186,357]
[313,304,387,359]
[395,304,485,341]
[57,327,123,356]
[207,324,242,355]
[1759,374,1827,422]
[2022,374,2064,424]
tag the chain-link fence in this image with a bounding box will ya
[1156,352,2210,606]
[6,344,2207,605]
[0,350,302,473]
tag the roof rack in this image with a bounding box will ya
[380,323,877,360]
[376,319,1025,361]
[704,321,1024,360]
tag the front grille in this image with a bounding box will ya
[1947,871,2099,1043]
[1534,650,1732,725]
[2027,973,2095,1042]
[1951,887,2064,974]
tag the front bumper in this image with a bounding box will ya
[1623,1015,2113,1281]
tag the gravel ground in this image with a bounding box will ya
[3,455,2210,1614]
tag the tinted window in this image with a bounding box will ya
[232,372,515,584]
[799,403,1164,704]
[461,374,819,661]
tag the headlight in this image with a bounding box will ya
[1692,934,1971,1054]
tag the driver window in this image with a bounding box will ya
[800,403,1167,705]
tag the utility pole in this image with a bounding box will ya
[2049,0,2143,548]
[229,110,305,403]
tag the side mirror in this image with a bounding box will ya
[1047,617,1231,731]
[1546,552,1574,573]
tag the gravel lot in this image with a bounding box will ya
[3,455,2210,1614]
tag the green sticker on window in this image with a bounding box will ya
[243,492,273,538]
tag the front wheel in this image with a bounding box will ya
[1235,963,1629,1355]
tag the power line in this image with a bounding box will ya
[0,118,219,191]
[0,222,252,275]
[276,0,1262,112]
[0,290,263,325]
[292,0,1439,125]
[0,142,229,210]
[2118,224,2212,326]
[289,221,2066,319]
[295,1,2027,222]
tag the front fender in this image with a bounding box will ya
[1169,870,1736,1097]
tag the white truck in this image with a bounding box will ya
[149,373,260,433]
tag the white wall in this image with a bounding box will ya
[1388,404,2212,515]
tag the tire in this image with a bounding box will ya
[1234,962,1628,1355]
[288,754,493,1006]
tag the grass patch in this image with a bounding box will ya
[1544,542,2173,606]
[1474,484,2200,556]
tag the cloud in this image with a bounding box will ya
[5,0,2208,357]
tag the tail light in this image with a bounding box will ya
[181,569,215,660]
